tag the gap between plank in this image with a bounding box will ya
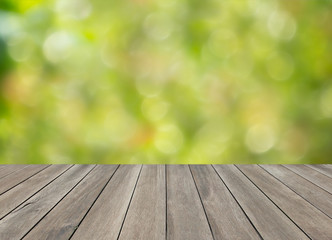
[21,165,97,239]
[116,165,143,240]
[0,165,50,197]
[188,165,215,240]
[0,166,29,180]
[235,165,312,240]
[211,165,264,240]
[258,165,332,220]
[68,165,120,240]
[305,165,332,179]
[0,165,74,221]
[282,165,332,196]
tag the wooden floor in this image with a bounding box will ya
[0,165,331,240]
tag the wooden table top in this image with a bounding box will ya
[0,164,331,239]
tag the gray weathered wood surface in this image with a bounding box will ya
[71,165,141,240]
[261,165,332,218]
[0,164,331,240]
[190,165,261,240]
[118,165,166,240]
[167,165,213,240]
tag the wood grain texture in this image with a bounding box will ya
[0,165,28,179]
[0,164,331,239]
[284,164,332,194]
[306,164,332,178]
[0,165,71,219]
[167,165,213,240]
[119,165,166,240]
[213,165,309,240]
[0,165,94,239]
[71,165,142,240]
[238,164,332,240]
[190,165,261,240]
[0,165,48,195]
[24,165,118,240]
[261,165,332,218]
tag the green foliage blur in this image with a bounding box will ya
[0,0,331,164]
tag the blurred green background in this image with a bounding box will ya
[0,0,331,164]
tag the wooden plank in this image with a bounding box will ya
[71,165,142,240]
[261,165,332,218]
[306,164,332,178]
[0,165,28,179]
[213,165,309,240]
[238,165,332,240]
[190,165,261,240]
[284,165,332,194]
[0,165,94,239]
[24,165,118,240]
[118,165,165,240]
[0,165,48,195]
[0,165,71,219]
[167,165,213,240]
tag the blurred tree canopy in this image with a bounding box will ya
[0,0,331,164]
